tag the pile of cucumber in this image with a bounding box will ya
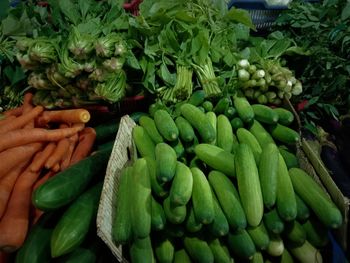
[113,90,343,263]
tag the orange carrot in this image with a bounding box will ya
[2,106,23,117]
[0,115,16,126]
[51,163,61,173]
[0,106,44,134]
[44,138,70,169]
[60,132,79,170]
[0,125,84,152]
[29,142,56,173]
[0,167,41,252]
[70,127,96,165]
[0,143,43,180]
[35,108,91,126]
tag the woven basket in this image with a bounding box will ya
[96,115,136,262]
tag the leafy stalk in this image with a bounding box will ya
[93,70,126,103]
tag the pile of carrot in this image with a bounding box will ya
[0,93,97,254]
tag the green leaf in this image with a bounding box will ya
[126,51,141,70]
[341,2,350,21]
[3,66,25,85]
[306,96,319,107]
[0,1,10,21]
[159,63,176,86]
[267,39,292,59]
[58,0,80,26]
[78,0,92,20]
[224,8,256,30]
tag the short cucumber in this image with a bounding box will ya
[131,158,152,238]
[112,167,133,244]
[273,107,294,126]
[208,171,247,230]
[283,220,306,246]
[154,109,179,141]
[248,120,275,148]
[206,111,217,145]
[287,240,323,263]
[269,123,300,145]
[217,114,234,152]
[251,252,264,263]
[208,190,230,237]
[184,236,214,263]
[173,249,192,263]
[169,162,193,206]
[139,116,164,144]
[151,196,166,231]
[227,229,256,260]
[163,197,187,224]
[302,217,329,247]
[236,128,262,164]
[130,236,154,263]
[149,101,169,117]
[191,167,215,224]
[181,103,216,143]
[295,193,310,222]
[263,209,285,234]
[279,146,299,169]
[276,155,297,222]
[185,204,203,233]
[156,143,177,183]
[175,116,195,143]
[233,96,254,123]
[50,183,102,258]
[247,223,270,251]
[259,143,279,209]
[54,246,98,263]
[169,139,185,159]
[93,118,120,144]
[289,167,343,229]
[235,144,264,227]
[145,157,168,198]
[154,234,175,263]
[208,239,232,263]
[224,106,237,119]
[230,117,244,131]
[188,89,206,106]
[132,125,156,159]
[213,97,230,114]
[266,233,284,257]
[202,100,214,112]
[164,224,185,238]
[129,111,149,124]
[251,104,279,124]
[280,249,294,263]
[195,144,235,177]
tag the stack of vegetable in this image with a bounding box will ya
[112,90,343,263]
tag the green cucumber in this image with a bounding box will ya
[154,109,179,141]
[145,157,168,198]
[139,116,164,144]
[263,209,285,234]
[296,193,310,222]
[224,106,237,119]
[280,249,294,263]
[279,146,299,169]
[230,117,244,131]
[208,239,232,263]
[269,123,300,145]
[154,234,175,263]
[206,111,217,145]
[132,125,156,159]
[50,183,102,258]
[247,223,270,251]
[191,167,215,224]
[233,96,254,123]
[175,116,195,143]
[169,162,193,206]
[208,170,247,230]
[208,190,230,237]
[130,236,154,263]
[149,101,168,118]
[236,128,262,164]
[248,120,275,148]
[156,143,177,183]
[217,114,234,152]
[213,97,230,114]
[227,229,256,260]
[202,101,214,112]
[181,103,216,143]
[195,144,235,177]
[302,217,329,247]
[174,249,192,263]
[129,111,149,124]
[251,252,264,263]
[94,118,120,144]
[266,233,284,257]
[163,197,187,224]
[283,221,306,246]
[188,90,206,106]
[273,107,294,126]
[251,104,279,124]
[151,196,166,231]
[184,236,214,263]
[185,204,203,233]
[169,139,185,158]
[235,144,264,227]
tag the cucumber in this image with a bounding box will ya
[50,183,102,257]
[181,103,216,143]
[236,128,262,164]
[251,104,279,124]
[266,233,284,257]
[154,109,179,142]
[130,236,154,263]
[279,146,299,169]
[169,139,185,158]
[247,223,270,251]
[208,190,230,237]
[224,106,236,119]
[302,217,329,247]
[289,167,343,229]
[248,120,275,148]
[132,125,156,159]
[175,116,195,143]
[163,197,187,224]
[259,143,279,209]
[149,101,168,117]
[273,107,294,126]
[169,162,193,206]
[280,249,294,263]
[32,147,111,211]
[230,117,244,131]
[112,167,133,244]
[206,111,217,145]
[251,252,264,263]
[263,209,285,234]
[213,97,230,114]
[151,196,166,231]
[269,123,300,145]
[283,220,306,246]
[184,236,214,263]
[131,158,152,238]
[233,96,254,123]
[217,114,234,152]
[195,144,235,177]
[227,229,256,260]
[208,171,247,230]
[208,238,232,263]
[188,89,206,106]
[139,116,164,144]
[145,157,168,198]
[185,134,199,155]
[287,240,323,263]
[202,101,214,112]
[276,155,297,222]
[129,111,149,124]
[164,224,185,238]
[174,249,192,263]
[235,144,264,227]
[191,167,215,224]
[54,246,98,263]
[155,143,177,183]
[185,204,203,233]
[295,193,310,222]
[154,234,175,263]
[93,118,120,144]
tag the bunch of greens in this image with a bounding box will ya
[275,0,350,132]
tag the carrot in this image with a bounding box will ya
[2,106,23,117]
[0,143,43,180]
[44,138,70,169]
[60,132,79,170]
[29,142,56,173]
[0,106,44,134]
[0,167,42,252]
[70,127,97,165]
[0,125,84,152]
[51,163,61,173]
[0,115,16,126]
[35,108,91,126]
[22,94,35,129]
